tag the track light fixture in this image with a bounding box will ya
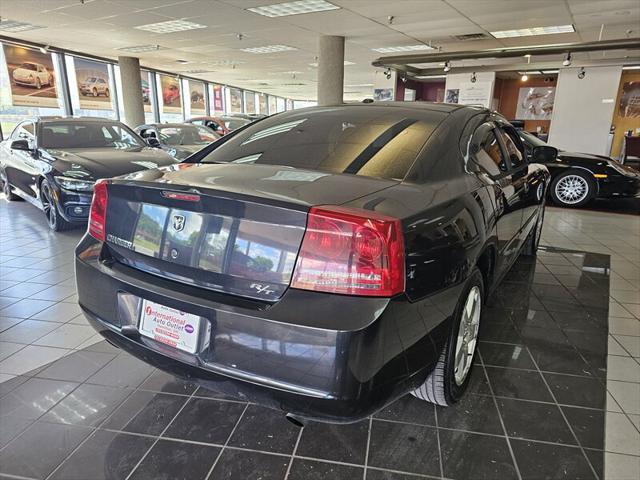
[443,61,451,72]
[385,67,392,80]
[39,45,49,54]
[577,67,586,79]
[521,74,528,81]
[562,53,572,66]
[470,72,477,83]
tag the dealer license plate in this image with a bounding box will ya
[139,300,201,354]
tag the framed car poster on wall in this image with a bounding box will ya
[189,80,206,115]
[160,75,182,113]
[74,58,112,110]
[2,44,59,108]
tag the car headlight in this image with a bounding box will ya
[54,176,95,192]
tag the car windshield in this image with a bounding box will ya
[222,117,251,131]
[158,125,219,146]
[85,77,97,83]
[519,130,548,148]
[199,107,440,181]
[20,63,38,71]
[39,121,143,149]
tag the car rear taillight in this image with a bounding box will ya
[291,206,405,297]
[88,179,108,241]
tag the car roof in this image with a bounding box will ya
[37,116,123,124]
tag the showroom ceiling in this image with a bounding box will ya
[1,0,639,100]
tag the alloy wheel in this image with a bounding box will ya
[41,183,57,229]
[555,174,589,205]
[453,286,481,386]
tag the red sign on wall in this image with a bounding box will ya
[212,84,223,112]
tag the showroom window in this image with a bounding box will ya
[65,55,118,120]
[0,44,66,140]
[209,83,225,115]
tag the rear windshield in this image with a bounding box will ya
[221,117,251,131]
[20,63,38,71]
[200,107,439,180]
[40,121,143,149]
[158,125,219,145]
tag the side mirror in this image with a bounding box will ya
[531,145,558,163]
[146,137,161,148]
[11,139,33,152]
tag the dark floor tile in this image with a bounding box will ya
[296,419,369,464]
[528,343,593,376]
[35,350,116,383]
[42,384,131,427]
[551,310,608,334]
[374,394,436,426]
[0,377,78,420]
[0,416,32,449]
[0,421,92,479]
[194,384,244,401]
[517,324,568,346]
[0,374,29,398]
[485,366,554,402]
[584,449,604,480]
[437,393,503,435]
[511,439,595,480]
[562,407,604,450]
[81,339,121,354]
[164,397,246,445]
[479,342,536,369]
[511,309,558,331]
[101,390,187,435]
[365,469,425,480]
[544,373,605,409]
[497,398,576,445]
[439,429,518,480]
[368,420,440,476]
[49,430,154,480]
[129,439,219,480]
[466,367,492,394]
[138,369,198,396]
[288,458,362,480]
[227,404,299,454]
[479,320,521,343]
[86,353,154,388]
[210,449,289,480]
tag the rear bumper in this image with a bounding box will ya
[75,235,453,422]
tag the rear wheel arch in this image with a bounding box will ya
[476,243,496,296]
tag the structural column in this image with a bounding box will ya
[317,35,345,106]
[117,56,145,127]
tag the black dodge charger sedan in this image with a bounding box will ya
[76,103,552,423]
[0,117,177,231]
[519,130,640,207]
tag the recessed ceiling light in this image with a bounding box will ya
[241,45,298,54]
[308,60,355,67]
[175,59,190,64]
[345,83,374,87]
[206,60,246,66]
[183,69,215,74]
[247,0,339,18]
[117,44,165,53]
[517,71,539,75]
[490,25,575,38]
[541,69,560,74]
[135,19,207,34]
[414,75,447,79]
[372,45,434,53]
[0,19,45,32]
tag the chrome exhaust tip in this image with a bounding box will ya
[285,413,305,428]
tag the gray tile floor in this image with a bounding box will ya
[0,196,638,479]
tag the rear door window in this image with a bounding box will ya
[496,128,525,169]
[473,129,508,177]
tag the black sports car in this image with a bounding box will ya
[0,117,177,231]
[76,103,552,423]
[518,130,640,207]
[135,123,221,160]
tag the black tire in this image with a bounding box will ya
[550,170,594,208]
[411,267,484,406]
[0,170,20,201]
[35,77,41,89]
[105,88,110,98]
[92,88,98,97]
[523,201,545,256]
[40,179,73,232]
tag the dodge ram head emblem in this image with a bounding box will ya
[172,214,186,232]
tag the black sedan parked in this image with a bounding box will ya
[519,130,640,207]
[135,123,221,160]
[0,117,177,231]
[76,103,552,423]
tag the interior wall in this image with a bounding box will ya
[611,70,640,158]
[548,66,622,155]
[395,79,445,102]
[495,76,557,133]
[444,72,496,108]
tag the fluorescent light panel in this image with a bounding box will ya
[372,45,434,53]
[623,65,640,70]
[309,60,355,67]
[117,44,164,53]
[541,69,559,74]
[135,19,207,34]
[241,45,298,54]
[0,19,45,32]
[247,0,339,17]
[414,75,446,79]
[491,25,574,38]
